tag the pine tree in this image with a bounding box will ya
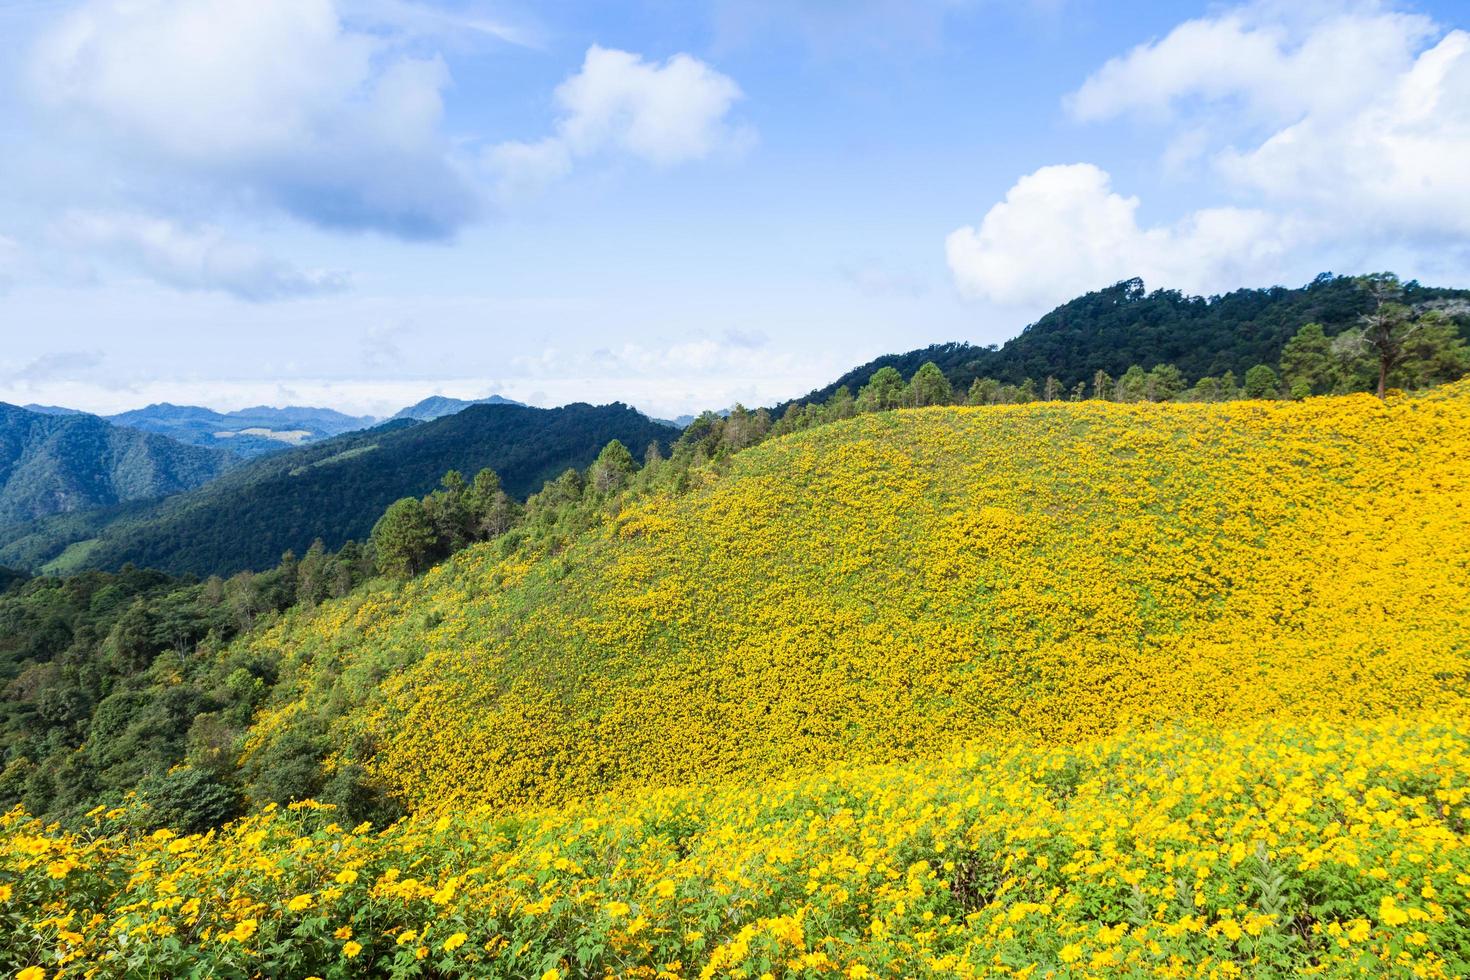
[371,498,438,578]
[907,362,954,407]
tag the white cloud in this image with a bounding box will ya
[945,164,1294,307]
[1220,29,1470,236]
[56,210,349,301]
[950,2,1470,308]
[490,46,749,197]
[1068,4,1437,125]
[31,0,479,238]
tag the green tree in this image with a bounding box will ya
[371,497,438,577]
[1280,322,1334,398]
[856,366,907,412]
[1144,364,1184,402]
[1190,376,1222,402]
[1091,369,1113,401]
[1390,312,1470,391]
[967,378,1000,406]
[823,385,857,421]
[423,471,473,552]
[589,440,637,494]
[295,539,330,607]
[1356,274,1417,398]
[1115,365,1148,402]
[1244,364,1281,399]
[907,362,953,407]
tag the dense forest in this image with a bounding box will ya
[0,402,673,578]
[0,404,235,526]
[789,273,1470,408]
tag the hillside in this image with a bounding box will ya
[0,402,672,577]
[106,403,375,458]
[790,273,1470,406]
[241,383,1470,816]
[0,404,234,527]
[6,383,1467,979]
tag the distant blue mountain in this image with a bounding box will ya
[105,403,376,458]
[388,394,523,422]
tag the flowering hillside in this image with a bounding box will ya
[4,383,1470,978]
[4,716,1468,977]
[246,385,1470,813]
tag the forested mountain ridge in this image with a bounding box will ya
[0,401,672,577]
[0,404,234,527]
[788,273,1470,407]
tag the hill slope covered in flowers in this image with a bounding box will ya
[243,383,1470,813]
[5,383,1470,978]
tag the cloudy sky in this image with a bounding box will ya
[1,0,1467,418]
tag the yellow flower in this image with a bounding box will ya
[0,884,12,902]
[1059,943,1083,964]
[541,970,560,980]
[229,919,258,942]
[443,931,468,951]
[1378,896,1410,927]
[343,940,363,958]
[18,969,45,980]
[287,894,313,912]
[604,900,631,917]
[334,925,353,940]
[335,868,359,885]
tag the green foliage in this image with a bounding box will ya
[1245,364,1282,399]
[1280,322,1335,397]
[906,361,954,407]
[134,765,241,834]
[856,366,907,411]
[372,498,438,578]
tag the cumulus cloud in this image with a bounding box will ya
[950,2,1470,307]
[1068,3,1438,124]
[31,0,482,239]
[56,210,349,301]
[946,164,1295,307]
[489,46,749,197]
[1220,29,1470,236]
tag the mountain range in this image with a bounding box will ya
[104,403,377,458]
[0,404,235,527]
[0,401,672,577]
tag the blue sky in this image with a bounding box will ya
[1,0,1467,418]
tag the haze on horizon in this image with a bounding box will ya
[1,0,1468,419]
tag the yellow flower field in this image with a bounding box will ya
[3,382,1469,977]
[248,385,1470,812]
[2,716,1467,977]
